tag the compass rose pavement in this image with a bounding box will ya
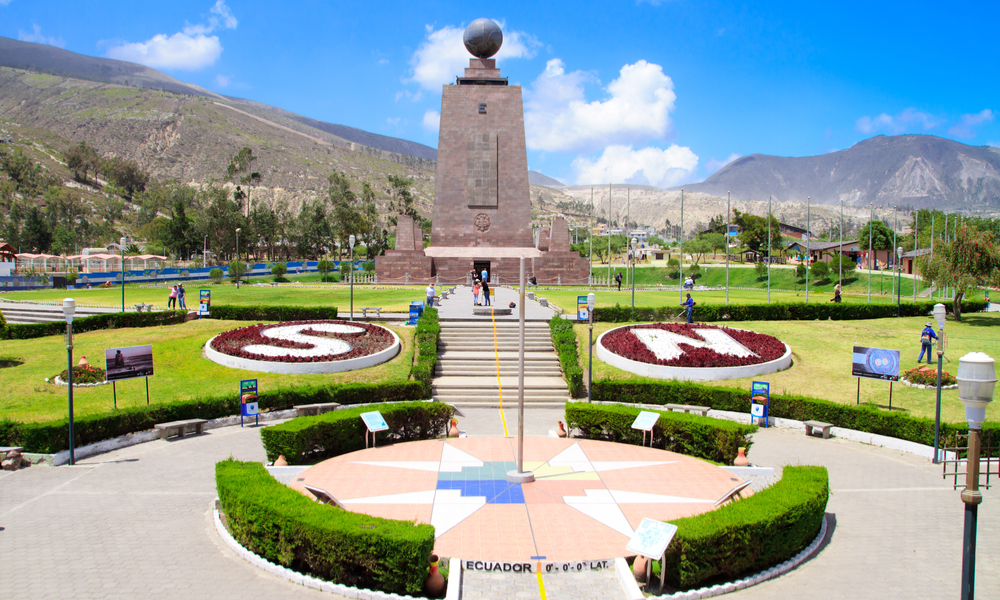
[293,437,744,561]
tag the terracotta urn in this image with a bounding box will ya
[273,455,288,467]
[448,419,460,438]
[78,355,90,367]
[633,555,648,583]
[425,554,446,596]
[734,447,749,467]
[557,421,567,438]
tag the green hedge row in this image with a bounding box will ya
[662,465,828,590]
[410,308,439,397]
[0,310,188,340]
[0,381,424,454]
[217,459,434,595]
[591,380,998,445]
[592,300,987,323]
[550,315,584,397]
[209,305,338,321]
[260,401,452,464]
[565,403,756,465]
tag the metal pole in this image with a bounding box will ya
[767,196,771,304]
[627,187,630,291]
[944,214,949,300]
[914,213,918,302]
[588,308,594,404]
[121,241,125,313]
[589,187,594,283]
[726,191,730,305]
[518,256,525,474]
[66,320,74,466]
[894,207,898,314]
[679,189,684,304]
[868,202,872,304]
[930,213,935,299]
[236,229,240,290]
[960,427,982,600]
[204,235,208,268]
[839,200,843,288]
[933,328,943,463]
[805,196,810,302]
[607,184,612,284]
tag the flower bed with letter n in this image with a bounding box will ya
[206,320,401,374]
[596,323,792,382]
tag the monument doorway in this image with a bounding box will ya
[474,261,490,282]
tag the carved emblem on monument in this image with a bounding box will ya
[474,213,492,233]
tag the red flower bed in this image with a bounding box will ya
[210,320,394,363]
[601,323,786,368]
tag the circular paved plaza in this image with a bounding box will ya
[0,408,997,600]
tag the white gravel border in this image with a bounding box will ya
[51,376,111,387]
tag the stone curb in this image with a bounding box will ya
[900,377,957,390]
[51,376,111,387]
[212,502,456,600]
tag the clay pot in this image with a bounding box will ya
[734,447,749,467]
[448,420,460,438]
[78,355,90,367]
[425,554,446,597]
[557,421,567,438]
[273,455,288,467]
[633,556,648,583]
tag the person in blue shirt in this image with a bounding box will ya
[681,293,695,323]
[918,321,938,364]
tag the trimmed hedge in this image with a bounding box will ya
[0,381,424,453]
[593,299,987,323]
[565,403,756,465]
[661,465,828,590]
[217,459,434,594]
[410,308,439,397]
[260,401,452,464]
[551,315,585,397]
[0,310,188,340]
[592,379,999,445]
[209,305,338,321]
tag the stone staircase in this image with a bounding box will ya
[0,301,121,325]
[432,320,571,405]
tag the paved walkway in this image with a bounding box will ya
[1,408,997,599]
[436,285,558,321]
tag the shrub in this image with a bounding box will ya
[209,267,223,283]
[0,310,187,341]
[361,261,376,272]
[550,315,584,397]
[317,259,333,282]
[209,305,338,321]
[228,260,247,283]
[565,403,756,464]
[410,308,440,397]
[270,262,287,280]
[217,459,434,594]
[810,261,830,281]
[591,300,987,323]
[754,262,767,278]
[56,363,106,384]
[903,365,956,386]
[795,263,806,279]
[260,401,452,464]
[0,381,424,453]
[661,466,828,590]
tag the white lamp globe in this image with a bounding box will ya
[933,303,947,329]
[63,298,76,323]
[587,292,596,310]
[957,352,996,428]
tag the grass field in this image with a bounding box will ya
[574,312,1000,424]
[0,319,415,423]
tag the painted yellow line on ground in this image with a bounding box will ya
[536,562,547,600]
[491,307,509,436]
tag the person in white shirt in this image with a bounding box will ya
[425,283,435,307]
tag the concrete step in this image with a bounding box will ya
[435,367,564,376]
[439,335,552,343]
[433,397,571,406]
[439,323,551,330]
[433,376,570,391]
[437,351,559,361]
[436,360,561,369]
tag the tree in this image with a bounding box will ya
[317,259,333,282]
[64,141,101,183]
[100,157,149,199]
[685,238,712,265]
[209,268,223,283]
[810,261,830,281]
[857,220,894,251]
[754,261,767,279]
[732,209,782,255]
[165,198,193,256]
[226,147,262,216]
[829,254,857,281]
[328,171,363,259]
[228,259,248,283]
[270,262,287,281]
[919,227,1000,320]
[387,174,419,224]
[22,206,51,252]
[795,263,807,280]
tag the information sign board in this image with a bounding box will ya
[240,379,258,426]
[727,224,739,237]
[626,518,678,560]
[750,381,769,426]
[577,296,589,321]
[105,345,155,382]
[199,289,211,316]
[630,411,660,432]
[360,411,389,432]
[852,346,901,381]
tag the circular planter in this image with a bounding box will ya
[900,378,957,390]
[205,321,401,375]
[596,324,792,382]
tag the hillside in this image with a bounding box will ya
[677,135,1000,211]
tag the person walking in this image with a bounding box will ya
[831,282,842,303]
[168,285,178,309]
[681,293,695,323]
[178,284,187,310]
[473,279,480,306]
[481,278,491,307]
[918,321,938,364]
[615,271,622,291]
[481,267,489,284]
[425,283,436,308]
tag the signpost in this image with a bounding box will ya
[240,379,258,427]
[104,344,155,408]
[361,410,388,448]
[750,381,770,427]
[852,346,901,407]
[577,295,589,321]
[631,410,660,447]
[626,518,679,594]
[199,289,211,317]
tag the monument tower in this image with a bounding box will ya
[376,18,589,284]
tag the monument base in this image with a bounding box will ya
[374,253,433,283]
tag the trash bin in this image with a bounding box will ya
[407,301,424,325]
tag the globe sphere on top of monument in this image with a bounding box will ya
[463,18,503,58]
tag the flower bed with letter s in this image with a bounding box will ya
[210,320,394,363]
[600,323,786,368]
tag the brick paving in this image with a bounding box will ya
[0,409,996,599]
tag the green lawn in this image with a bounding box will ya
[574,312,1000,424]
[0,319,415,423]
[1,283,431,312]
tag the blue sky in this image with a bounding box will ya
[3,0,998,187]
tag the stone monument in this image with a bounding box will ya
[376,18,590,285]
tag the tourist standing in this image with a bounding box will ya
[918,321,938,364]
[681,293,695,323]
[178,284,187,310]
[473,280,480,306]
[481,278,491,306]
[615,272,622,291]
[481,267,488,284]
[168,285,178,309]
[426,283,436,308]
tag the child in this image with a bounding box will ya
[473,280,481,305]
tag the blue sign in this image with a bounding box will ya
[199,289,211,316]
[577,296,589,321]
[240,379,259,426]
[751,381,769,427]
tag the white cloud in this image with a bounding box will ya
[106,1,236,71]
[948,109,995,139]
[1,0,14,6]
[855,108,942,134]
[386,117,402,126]
[379,58,389,65]
[706,153,741,174]
[214,74,231,87]
[988,141,1000,148]
[422,109,440,133]
[524,58,677,154]
[405,22,539,92]
[18,24,65,48]
[572,145,698,188]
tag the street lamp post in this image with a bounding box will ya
[933,302,947,463]
[235,228,241,289]
[63,298,76,466]
[120,237,127,313]
[805,196,810,303]
[349,234,356,322]
[725,191,730,305]
[896,247,903,317]
[630,237,638,311]
[204,235,208,269]
[956,352,996,600]
[587,292,596,404]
